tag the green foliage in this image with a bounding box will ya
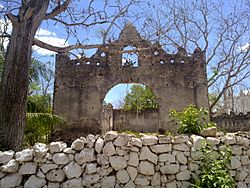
[170,105,214,134]
[190,145,235,188]
[27,94,52,113]
[123,84,158,111]
[25,113,65,146]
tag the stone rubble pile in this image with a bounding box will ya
[1,131,250,188]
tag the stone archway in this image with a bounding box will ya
[53,23,209,138]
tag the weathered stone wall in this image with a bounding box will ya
[53,24,209,137]
[113,109,161,132]
[212,112,250,132]
[1,132,250,187]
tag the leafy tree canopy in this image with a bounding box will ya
[122,84,158,111]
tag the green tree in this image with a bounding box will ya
[123,84,158,111]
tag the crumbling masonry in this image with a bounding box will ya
[53,24,209,139]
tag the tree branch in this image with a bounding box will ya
[44,0,71,20]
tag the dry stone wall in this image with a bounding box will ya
[1,131,250,188]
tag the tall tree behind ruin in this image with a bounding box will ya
[0,0,138,150]
[140,0,250,113]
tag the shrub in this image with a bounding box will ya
[170,105,214,134]
[190,145,235,188]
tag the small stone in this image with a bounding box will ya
[101,176,116,188]
[86,134,96,148]
[33,143,48,158]
[37,169,45,178]
[224,135,236,145]
[129,137,142,147]
[116,169,130,184]
[188,163,199,171]
[48,182,60,188]
[86,163,97,174]
[159,153,175,163]
[237,182,247,188]
[199,127,217,137]
[158,135,172,144]
[103,141,116,156]
[231,156,241,169]
[24,175,46,188]
[166,180,177,188]
[141,135,158,145]
[71,138,85,151]
[140,146,158,164]
[0,150,14,164]
[231,146,242,156]
[173,135,189,143]
[160,164,179,174]
[0,171,5,178]
[52,153,70,165]
[50,141,67,153]
[82,174,100,186]
[1,159,19,173]
[19,162,37,175]
[40,163,58,174]
[110,156,127,170]
[15,149,33,162]
[235,170,248,181]
[176,152,187,165]
[75,148,95,164]
[139,161,155,175]
[114,134,130,146]
[127,166,137,181]
[191,135,206,151]
[124,181,135,188]
[241,155,250,165]
[63,148,76,154]
[206,137,220,146]
[134,175,149,186]
[63,161,82,179]
[176,170,191,180]
[150,144,171,154]
[151,172,161,186]
[46,169,65,182]
[62,178,82,188]
[0,173,22,188]
[173,143,189,151]
[104,131,119,142]
[95,137,104,153]
[128,152,139,167]
[97,154,109,166]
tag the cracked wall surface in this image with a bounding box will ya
[53,24,209,138]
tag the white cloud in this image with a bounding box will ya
[240,42,249,52]
[0,4,4,9]
[0,19,68,55]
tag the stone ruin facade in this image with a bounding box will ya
[53,24,209,139]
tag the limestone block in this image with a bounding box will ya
[188,163,199,171]
[96,154,109,166]
[150,144,171,154]
[224,135,236,145]
[103,141,116,156]
[129,137,142,147]
[241,155,250,165]
[124,181,135,188]
[160,164,180,175]
[62,178,82,188]
[199,127,217,137]
[191,135,206,151]
[49,141,67,153]
[33,143,48,158]
[235,170,248,181]
[0,150,14,164]
[24,175,46,188]
[82,174,100,186]
[158,153,175,163]
[236,136,249,147]
[1,159,19,173]
[173,135,189,143]
[140,146,158,164]
[139,161,155,175]
[158,135,172,144]
[63,161,82,179]
[231,156,241,169]
[75,148,95,165]
[128,152,139,167]
[100,175,116,188]
[71,138,85,151]
[37,169,45,178]
[0,173,22,188]
[134,175,150,186]
[86,163,97,174]
[104,131,119,142]
[110,156,127,170]
[206,137,220,146]
[176,170,191,180]
[40,163,58,174]
[166,180,177,188]
[19,162,37,175]
[95,137,104,153]
[116,169,130,184]
[99,167,113,176]
[173,143,189,151]
[141,135,158,145]
[86,134,96,148]
[63,148,76,154]
[48,182,60,188]
[151,172,161,186]
[232,146,243,156]
[52,153,70,165]
[237,182,247,188]
[15,149,33,162]
[176,152,187,165]
[127,166,137,181]
[114,135,130,146]
[46,169,65,182]
[116,147,126,156]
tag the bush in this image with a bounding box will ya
[170,105,214,134]
[190,145,235,188]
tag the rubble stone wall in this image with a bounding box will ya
[1,131,250,188]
